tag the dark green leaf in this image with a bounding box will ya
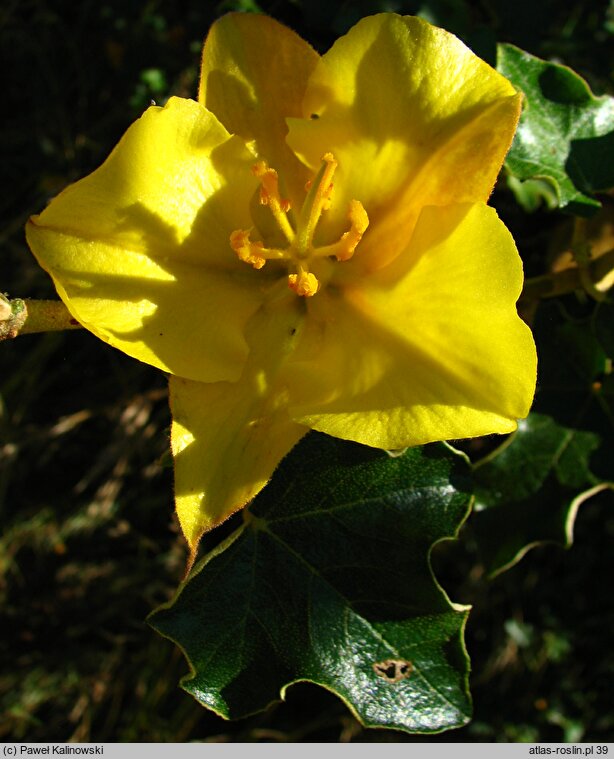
[473,413,604,575]
[498,44,614,212]
[593,298,614,359]
[535,301,614,446]
[150,434,473,733]
[473,300,614,575]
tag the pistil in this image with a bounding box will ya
[294,153,336,257]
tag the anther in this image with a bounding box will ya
[315,199,369,262]
[230,229,286,269]
[251,162,294,240]
[230,229,266,269]
[335,199,369,261]
[288,269,319,297]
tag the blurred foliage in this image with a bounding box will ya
[1,0,613,743]
[472,296,614,576]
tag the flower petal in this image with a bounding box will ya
[199,12,320,206]
[287,14,520,266]
[170,295,309,550]
[26,96,268,383]
[285,203,536,448]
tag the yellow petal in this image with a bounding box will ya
[199,12,319,207]
[287,14,520,267]
[170,294,309,550]
[26,96,268,383]
[285,203,536,449]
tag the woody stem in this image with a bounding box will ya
[0,295,82,341]
[521,247,614,301]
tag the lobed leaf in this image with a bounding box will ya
[473,300,614,575]
[150,434,473,733]
[473,413,605,575]
[498,44,614,212]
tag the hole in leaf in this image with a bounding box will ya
[372,658,412,683]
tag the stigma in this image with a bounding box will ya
[230,153,369,297]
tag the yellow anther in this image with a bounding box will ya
[315,199,369,262]
[337,199,369,261]
[230,229,266,269]
[230,229,287,269]
[288,270,320,297]
[251,161,294,242]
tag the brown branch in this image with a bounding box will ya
[521,247,614,301]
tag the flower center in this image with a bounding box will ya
[230,153,369,297]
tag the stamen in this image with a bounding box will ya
[230,229,265,269]
[295,153,337,255]
[251,162,294,243]
[315,199,369,262]
[288,268,320,297]
[230,153,368,298]
[230,229,285,269]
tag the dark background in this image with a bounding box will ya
[1,0,613,742]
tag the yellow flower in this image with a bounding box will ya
[26,13,537,550]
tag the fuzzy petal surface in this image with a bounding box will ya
[170,295,309,549]
[199,12,320,207]
[285,203,537,449]
[24,13,537,547]
[287,14,521,269]
[26,96,268,383]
